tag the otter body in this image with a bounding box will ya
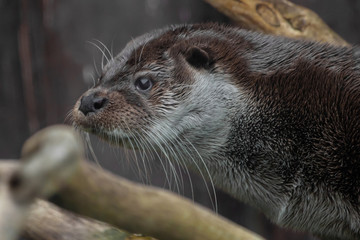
[73,24,360,239]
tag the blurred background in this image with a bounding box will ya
[1,0,359,239]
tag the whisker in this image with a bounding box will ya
[136,132,155,176]
[120,123,144,181]
[135,132,155,185]
[86,40,110,70]
[148,118,187,194]
[125,124,151,184]
[183,136,218,213]
[142,129,175,191]
[148,118,196,199]
[138,41,148,65]
[145,118,184,195]
[160,126,194,200]
[110,39,115,62]
[84,132,102,168]
[93,39,114,64]
[131,37,139,75]
[64,109,74,125]
[92,56,100,79]
[149,130,182,194]
[149,117,217,212]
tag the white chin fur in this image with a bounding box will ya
[103,128,130,140]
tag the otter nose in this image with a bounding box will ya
[79,93,108,116]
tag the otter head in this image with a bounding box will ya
[73,24,242,160]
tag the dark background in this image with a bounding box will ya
[1,0,359,239]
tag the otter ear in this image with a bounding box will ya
[184,46,210,69]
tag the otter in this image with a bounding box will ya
[72,24,360,240]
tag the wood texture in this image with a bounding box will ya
[23,200,138,240]
[203,0,349,46]
[0,160,153,240]
[57,161,264,240]
[0,125,264,240]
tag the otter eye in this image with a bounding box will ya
[135,77,153,91]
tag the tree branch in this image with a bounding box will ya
[23,199,145,240]
[56,161,264,240]
[0,125,264,240]
[0,126,152,240]
[203,0,349,46]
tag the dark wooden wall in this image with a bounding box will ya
[1,1,359,239]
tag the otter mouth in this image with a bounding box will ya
[72,102,143,149]
[78,125,138,149]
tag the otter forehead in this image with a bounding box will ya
[101,25,192,82]
[100,24,254,83]
[101,27,171,81]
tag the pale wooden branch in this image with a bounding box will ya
[203,0,349,46]
[56,161,264,240]
[23,199,149,240]
[0,125,86,240]
[0,160,153,240]
[0,126,151,240]
[19,125,263,240]
[0,125,263,240]
[14,125,83,202]
[0,161,27,240]
[0,124,84,240]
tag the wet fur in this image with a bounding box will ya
[73,24,360,239]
